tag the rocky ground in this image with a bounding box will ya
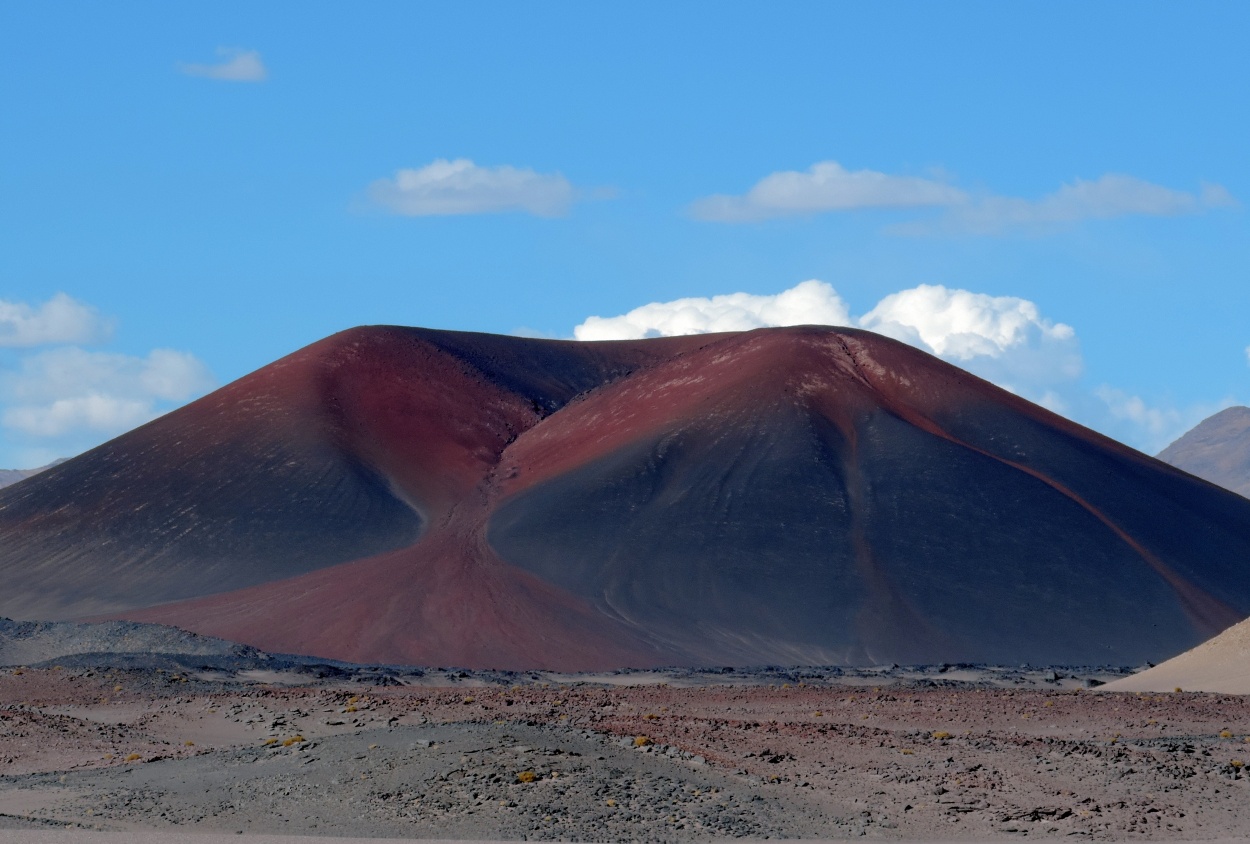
[0,654,1247,841]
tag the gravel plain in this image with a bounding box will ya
[0,652,1248,841]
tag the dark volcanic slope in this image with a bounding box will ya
[1158,405,1250,498]
[2,325,1249,670]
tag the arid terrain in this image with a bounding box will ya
[2,657,1248,842]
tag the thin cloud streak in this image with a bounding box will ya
[689,161,965,222]
[178,48,268,82]
[366,159,577,217]
[691,161,1237,234]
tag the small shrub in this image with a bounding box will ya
[634,735,652,747]
[516,770,537,783]
[931,731,952,740]
[1220,729,1233,739]
[123,753,141,762]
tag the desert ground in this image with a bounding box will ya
[2,658,1248,842]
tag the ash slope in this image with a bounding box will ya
[1158,405,1250,498]
[2,325,1249,670]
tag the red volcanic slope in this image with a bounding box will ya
[2,325,1249,670]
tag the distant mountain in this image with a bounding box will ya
[1157,406,1250,498]
[0,461,63,490]
[2,326,1250,670]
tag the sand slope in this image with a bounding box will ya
[1102,614,1250,694]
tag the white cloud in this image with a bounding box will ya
[178,47,268,82]
[689,161,966,222]
[0,293,111,348]
[571,280,1250,453]
[1,347,214,439]
[691,162,1237,233]
[574,280,852,340]
[0,296,215,467]
[859,284,1082,391]
[575,281,1077,393]
[367,158,577,217]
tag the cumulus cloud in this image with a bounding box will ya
[0,293,111,348]
[575,280,1078,392]
[689,161,966,222]
[571,280,1250,453]
[691,162,1237,234]
[367,158,577,217]
[178,47,268,82]
[1,347,214,439]
[574,280,852,340]
[575,279,1087,424]
[859,284,1082,391]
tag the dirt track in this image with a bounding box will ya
[2,665,1249,840]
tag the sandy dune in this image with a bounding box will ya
[1102,615,1250,694]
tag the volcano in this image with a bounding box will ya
[1,325,1248,670]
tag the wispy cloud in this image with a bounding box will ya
[911,174,1240,236]
[366,159,577,217]
[692,161,1237,234]
[1093,387,1234,454]
[0,296,214,468]
[688,161,965,222]
[0,293,111,348]
[2,347,212,438]
[178,47,268,83]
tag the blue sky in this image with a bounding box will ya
[1,1,1246,467]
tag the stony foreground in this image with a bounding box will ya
[1,664,1248,840]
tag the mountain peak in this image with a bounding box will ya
[1157,406,1250,498]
